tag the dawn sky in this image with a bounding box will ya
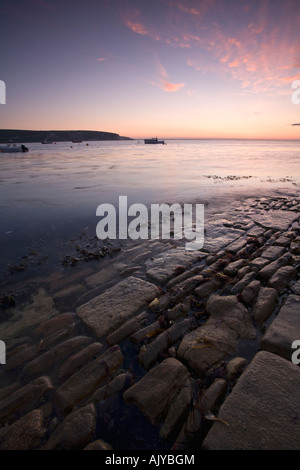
[0,0,300,139]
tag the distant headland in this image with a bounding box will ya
[0,129,132,143]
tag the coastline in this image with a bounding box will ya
[0,190,299,450]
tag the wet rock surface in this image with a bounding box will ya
[0,194,299,450]
[76,277,160,339]
[202,351,300,450]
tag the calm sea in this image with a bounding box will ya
[0,138,299,278]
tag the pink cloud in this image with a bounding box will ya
[175,4,201,16]
[228,59,239,68]
[228,38,241,48]
[121,0,299,96]
[157,62,168,79]
[126,20,149,36]
[150,58,185,93]
[280,74,300,82]
[166,0,216,19]
[122,9,160,41]
[161,81,185,92]
[219,54,229,64]
[187,19,299,94]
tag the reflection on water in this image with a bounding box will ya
[0,138,299,279]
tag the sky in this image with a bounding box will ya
[0,0,300,139]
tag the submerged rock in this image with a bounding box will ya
[84,439,113,450]
[0,376,53,424]
[22,336,91,379]
[42,403,96,450]
[139,318,191,369]
[55,346,124,413]
[34,312,77,338]
[123,357,191,425]
[0,409,46,450]
[58,342,104,380]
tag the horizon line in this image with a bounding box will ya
[0,128,299,141]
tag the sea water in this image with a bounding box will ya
[0,138,299,279]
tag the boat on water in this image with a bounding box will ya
[144,137,165,145]
[72,139,82,143]
[0,145,29,153]
[41,140,54,144]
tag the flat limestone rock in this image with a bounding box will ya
[202,351,300,449]
[106,311,148,345]
[261,245,286,261]
[76,276,160,339]
[145,248,203,285]
[58,342,104,380]
[257,252,292,280]
[85,263,127,288]
[42,404,96,450]
[177,323,237,376]
[159,381,192,439]
[0,376,53,424]
[267,265,297,291]
[139,318,191,369]
[249,257,270,271]
[224,237,247,254]
[247,226,265,237]
[177,295,256,376]
[53,283,85,299]
[291,280,300,295]
[123,357,191,425]
[261,294,300,360]
[0,409,46,450]
[55,346,124,413]
[230,272,256,294]
[253,287,278,324]
[34,312,76,338]
[205,295,256,339]
[84,439,112,450]
[250,210,299,231]
[92,373,130,403]
[22,336,91,379]
[201,221,244,253]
